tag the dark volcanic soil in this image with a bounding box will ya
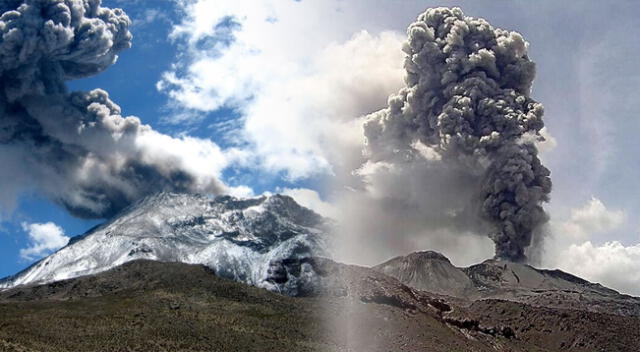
[314,258,640,352]
[1,259,638,352]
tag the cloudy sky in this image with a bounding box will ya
[1,0,639,295]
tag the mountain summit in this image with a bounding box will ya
[373,251,475,297]
[375,251,640,316]
[0,193,329,296]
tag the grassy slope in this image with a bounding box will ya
[0,260,329,352]
[1,259,639,352]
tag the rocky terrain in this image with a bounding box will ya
[375,251,640,316]
[1,194,638,351]
[1,256,638,352]
[315,257,640,351]
[0,193,329,296]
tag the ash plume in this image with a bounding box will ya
[0,0,226,218]
[363,8,551,262]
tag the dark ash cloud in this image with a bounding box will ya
[0,0,227,218]
[362,8,551,262]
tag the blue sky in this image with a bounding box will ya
[0,0,179,277]
[0,0,327,278]
[2,0,640,294]
[0,0,296,277]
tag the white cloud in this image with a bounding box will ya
[557,241,640,296]
[135,130,231,191]
[555,197,625,240]
[543,197,640,295]
[158,0,405,180]
[153,2,640,291]
[20,222,70,261]
[280,188,337,218]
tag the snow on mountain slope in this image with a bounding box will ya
[0,193,329,296]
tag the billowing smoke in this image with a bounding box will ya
[0,0,227,218]
[363,8,551,262]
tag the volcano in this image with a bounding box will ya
[0,192,329,296]
[2,196,639,351]
[374,251,640,316]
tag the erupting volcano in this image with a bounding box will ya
[364,8,551,262]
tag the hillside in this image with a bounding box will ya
[319,258,640,352]
[2,258,639,352]
[0,193,329,296]
[0,260,329,352]
[375,251,640,316]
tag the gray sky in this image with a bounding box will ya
[3,0,638,294]
[397,0,640,243]
[302,0,640,293]
[142,0,640,293]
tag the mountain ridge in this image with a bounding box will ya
[0,259,329,352]
[375,250,640,316]
[0,192,329,296]
[2,246,639,350]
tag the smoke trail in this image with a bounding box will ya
[0,0,228,218]
[363,8,551,262]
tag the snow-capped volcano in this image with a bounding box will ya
[0,193,329,296]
